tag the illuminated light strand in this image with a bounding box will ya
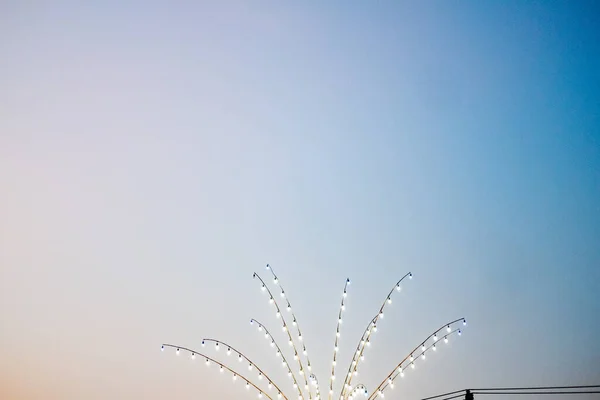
[329,278,350,400]
[367,320,466,400]
[340,272,412,399]
[201,338,288,399]
[161,344,280,400]
[254,272,312,400]
[266,264,320,400]
[250,319,304,400]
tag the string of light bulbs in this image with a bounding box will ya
[162,267,467,400]
[329,278,351,399]
[160,344,280,400]
[266,264,321,400]
[340,272,413,400]
[253,272,313,400]
[250,318,305,400]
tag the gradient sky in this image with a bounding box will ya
[1,1,599,400]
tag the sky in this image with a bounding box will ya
[1,1,599,400]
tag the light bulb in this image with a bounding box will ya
[343,290,347,298]
[161,345,164,352]
[280,291,285,298]
[261,284,266,291]
[458,329,462,336]
[380,312,384,319]
[248,363,253,371]
[387,297,392,304]
[411,363,415,369]
[220,366,224,372]
[400,371,405,377]
[339,318,343,324]
[447,325,451,333]
[233,374,237,381]
[434,335,438,342]
[176,348,180,355]
[191,353,196,360]
[205,359,210,366]
[421,344,426,351]
[444,336,449,344]
[463,319,467,326]
[409,272,413,279]
[274,278,278,284]
[433,344,437,351]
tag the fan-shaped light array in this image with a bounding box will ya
[162,267,467,400]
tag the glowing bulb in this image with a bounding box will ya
[215,342,219,350]
[248,363,253,371]
[331,375,335,380]
[434,334,438,342]
[410,355,414,362]
[343,290,347,298]
[239,355,243,362]
[269,297,274,304]
[201,340,205,346]
[161,345,164,352]
[258,373,263,380]
[387,297,392,304]
[400,371,405,377]
[276,312,281,318]
[176,348,180,355]
[433,344,437,351]
[233,374,237,381]
[205,359,210,366]
[191,353,196,360]
[379,312,384,319]
[411,363,415,369]
[220,366,224,372]
[261,284,266,291]
[332,360,336,366]
[274,278,278,284]
[227,348,231,355]
[409,272,413,279]
[246,382,250,390]
[444,336,449,343]
[280,291,285,298]
[299,334,303,341]
[422,353,426,360]
[339,318,343,324]
[271,341,275,347]
[288,340,293,346]
[463,319,467,326]
[421,344,426,352]
[458,329,462,336]
[447,325,451,333]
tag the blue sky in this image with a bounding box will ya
[1,1,599,399]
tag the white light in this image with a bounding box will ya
[191,353,196,360]
[422,353,426,360]
[269,297,274,304]
[215,343,219,350]
[343,291,347,298]
[411,363,415,369]
[274,278,278,284]
[332,360,336,366]
[331,375,335,380]
[380,312,384,319]
[233,374,237,381]
[289,340,293,346]
[248,363,253,371]
[271,341,275,347]
[276,312,281,318]
[410,355,414,362]
[261,285,266,291]
[444,336,449,344]
[258,373,263,380]
[421,344,426,352]
[463,319,467,326]
[339,318,343,324]
[433,345,437,351]
[400,371,404,378]
[292,319,297,326]
[280,291,285,298]
[220,366,224,372]
[205,359,210,366]
[227,348,231,355]
[336,332,340,337]
[387,297,392,304]
[299,335,303,341]
[239,355,243,362]
[246,382,250,390]
[458,329,462,336]
[447,325,451,333]
[433,335,438,342]
[176,348,180,355]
